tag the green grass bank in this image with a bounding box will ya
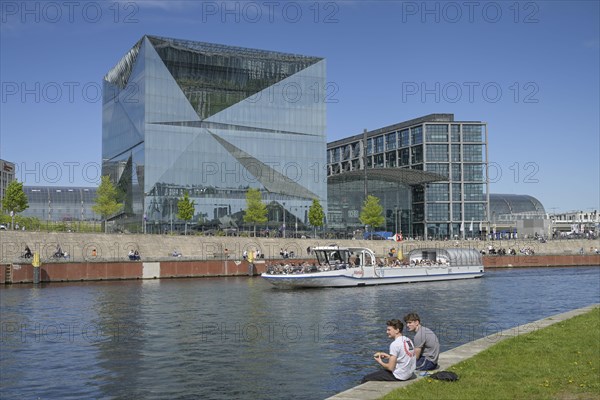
[383,307,600,400]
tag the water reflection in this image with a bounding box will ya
[1,267,598,399]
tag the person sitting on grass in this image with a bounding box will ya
[403,312,440,371]
[361,319,416,383]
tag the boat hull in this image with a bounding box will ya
[261,266,484,289]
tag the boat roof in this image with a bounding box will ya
[408,247,482,263]
[312,245,373,253]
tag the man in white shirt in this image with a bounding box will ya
[361,319,416,383]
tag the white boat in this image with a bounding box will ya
[261,245,484,289]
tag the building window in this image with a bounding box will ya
[427,203,450,221]
[411,126,423,145]
[464,183,485,201]
[412,186,424,203]
[464,202,485,220]
[425,124,448,142]
[386,132,397,150]
[451,144,461,162]
[342,145,351,161]
[426,183,449,201]
[463,145,483,162]
[399,148,410,166]
[374,136,384,153]
[367,138,373,155]
[399,129,410,148]
[374,153,384,167]
[386,151,397,167]
[452,184,462,201]
[426,144,449,162]
[352,142,361,158]
[411,145,423,164]
[451,164,461,181]
[451,125,460,142]
[452,203,462,219]
[463,125,484,142]
[426,163,449,178]
[463,164,484,181]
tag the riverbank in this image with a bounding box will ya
[2,256,598,284]
[1,231,598,284]
[2,231,598,263]
[327,304,600,400]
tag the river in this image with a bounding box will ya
[1,266,598,399]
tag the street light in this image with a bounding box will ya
[170,198,173,234]
[282,202,286,239]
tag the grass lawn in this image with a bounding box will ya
[383,307,600,400]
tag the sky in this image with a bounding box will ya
[1,0,598,214]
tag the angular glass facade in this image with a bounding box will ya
[103,36,327,232]
[327,114,489,239]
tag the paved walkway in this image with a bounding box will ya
[327,303,599,400]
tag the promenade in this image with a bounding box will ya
[1,231,598,284]
[1,231,598,263]
[326,304,600,399]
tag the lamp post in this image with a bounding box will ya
[170,198,173,234]
[282,202,286,239]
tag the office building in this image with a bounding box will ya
[103,35,327,232]
[0,159,16,213]
[327,114,489,239]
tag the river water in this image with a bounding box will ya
[1,266,599,400]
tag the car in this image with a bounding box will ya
[0,224,7,230]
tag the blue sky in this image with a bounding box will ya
[1,0,598,213]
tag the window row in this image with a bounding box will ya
[328,124,485,161]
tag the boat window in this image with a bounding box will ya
[314,249,350,265]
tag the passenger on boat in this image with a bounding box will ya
[403,313,439,371]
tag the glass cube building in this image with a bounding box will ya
[103,35,326,232]
[327,114,489,239]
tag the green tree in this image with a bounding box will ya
[2,180,29,229]
[92,176,122,233]
[359,195,385,239]
[308,198,325,239]
[177,191,195,235]
[243,188,267,237]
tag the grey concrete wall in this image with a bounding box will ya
[1,231,598,263]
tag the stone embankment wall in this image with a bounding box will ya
[1,231,598,284]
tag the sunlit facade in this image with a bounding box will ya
[103,35,327,232]
[0,159,16,213]
[21,186,100,222]
[327,114,489,239]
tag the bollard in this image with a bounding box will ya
[248,251,255,276]
[33,265,40,284]
[32,252,42,284]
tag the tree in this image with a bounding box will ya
[177,191,195,235]
[2,180,28,229]
[308,198,325,239]
[243,188,267,237]
[359,195,385,239]
[92,176,122,233]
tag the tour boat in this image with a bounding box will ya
[261,245,484,289]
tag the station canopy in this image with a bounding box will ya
[327,168,446,186]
